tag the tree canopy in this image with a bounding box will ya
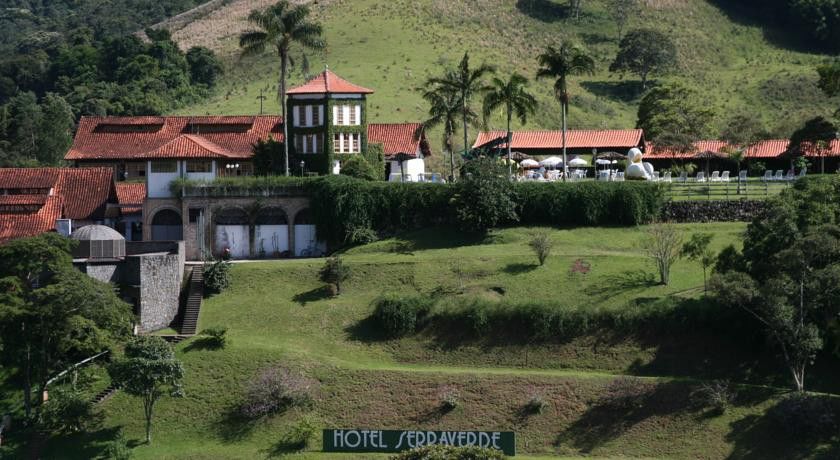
[636,82,715,150]
[609,28,677,90]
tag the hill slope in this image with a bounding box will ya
[169,0,840,158]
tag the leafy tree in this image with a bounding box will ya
[568,0,584,20]
[418,85,464,182]
[536,43,596,177]
[186,46,223,87]
[681,233,714,293]
[108,336,184,443]
[239,0,325,177]
[482,73,537,176]
[426,52,495,173]
[818,58,840,120]
[252,137,285,175]
[788,116,838,173]
[609,28,677,91]
[36,93,74,165]
[640,221,682,285]
[720,112,768,175]
[320,256,350,294]
[608,0,639,41]
[788,0,840,51]
[453,157,519,233]
[339,154,379,181]
[4,91,42,166]
[636,82,715,150]
[0,234,133,417]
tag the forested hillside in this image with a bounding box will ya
[0,1,223,166]
[173,0,840,164]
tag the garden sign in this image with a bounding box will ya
[323,429,516,455]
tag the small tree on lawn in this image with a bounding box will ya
[320,256,350,294]
[108,336,184,444]
[641,221,682,285]
[452,157,519,233]
[610,28,677,91]
[529,231,553,266]
[682,232,714,294]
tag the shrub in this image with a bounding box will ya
[319,256,350,294]
[372,294,434,338]
[528,231,553,266]
[438,386,460,412]
[690,380,736,415]
[104,432,132,460]
[599,377,652,410]
[769,393,837,439]
[391,445,507,460]
[340,154,380,181]
[452,158,519,233]
[524,391,548,414]
[641,221,683,285]
[199,327,228,348]
[37,387,101,433]
[203,258,231,296]
[240,366,317,418]
[278,415,319,450]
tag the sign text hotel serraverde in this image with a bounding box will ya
[323,429,516,455]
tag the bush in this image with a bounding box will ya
[199,327,228,348]
[438,386,460,412]
[528,231,553,266]
[203,258,231,296]
[340,154,380,181]
[453,158,518,233]
[37,387,101,433]
[319,256,350,294]
[769,393,837,439]
[524,391,548,414]
[240,366,317,419]
[372,294,434,338]
[278,415,319,450]
[391,445,506,460]
[690,380,736,415]
[104,432,132,460]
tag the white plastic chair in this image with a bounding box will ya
[710,171,720,182]
[678,172,687,183]
[615,172,625,181]
[720,171,730,182]
[652,171,660,181]
[663,171,672,183]
[784,170,795,181]
[762,170,773,182]
[738,170,748,182]
[696,172,706,182]
[773,170,784,181]
[798,168,807,179]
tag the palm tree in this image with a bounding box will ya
[482,73,538,177]
[427,53,495,165]
[239,1,324,176]
[536,43,595,178]
[417,86,474,182]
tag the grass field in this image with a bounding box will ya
[167,0,840,173]
[29,223,840,459]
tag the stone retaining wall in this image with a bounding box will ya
[661,200,768,223]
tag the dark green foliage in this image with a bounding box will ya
[787,116,838,159]
[452,158,519,233]
[391,445,507,459]
[609,28,677,90]
[203,258,232,296]
[528,231,553,266]
[319,256,350,294]
[372,294,434,338]
[185,46,223,87]
[340,154,380,181]
[199,327,228,348]
[104,432,133,460]
[252,138,286,176]
[637,82,715,149]
[37,387,102,433]
[363,143,386,179]
[713,244,744,274]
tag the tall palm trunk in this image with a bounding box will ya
[448,120,455,182]
[561,101,568,179]
[462,91,469,180]
[279,51,290,176]
[506,104,513,178]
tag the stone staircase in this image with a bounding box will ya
[91,384,119,405]
[180,266,204,335]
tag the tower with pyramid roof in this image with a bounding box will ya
[286,69,375,175]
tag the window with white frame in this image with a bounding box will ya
[295,134,321,154]
[332,104,361,126]
[294,105,323,127]
[333,133,360,153]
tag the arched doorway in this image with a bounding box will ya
[255,207,289,257]
[293,208,324,257]
[214,207,249,258]
[150,209,183,241]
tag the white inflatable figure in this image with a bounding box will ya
[625,147,654,180]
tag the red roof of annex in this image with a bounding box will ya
[367,123,431,159]
[65,115,284,161]
[115,182,146,215]
[646,139,840,159]
[287,69,374,95]
[472,129,645,150]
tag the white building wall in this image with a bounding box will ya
[147,161,180,198]
[388,158,426,182]
[215,225,249,259]
[294,225,326,256]
[255,225,289,256]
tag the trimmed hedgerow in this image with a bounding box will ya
[372,293,435,338]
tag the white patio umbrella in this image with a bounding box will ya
[539,156,563,169]
[569,157,588,167]
[520,158,539,169]
[595,159,611,165]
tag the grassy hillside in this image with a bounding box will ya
[169,0,840,172]
[36,224,840,459]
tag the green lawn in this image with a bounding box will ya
[170,0,840,173]
[27,223,840,458]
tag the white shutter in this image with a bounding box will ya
[312,134,318,153]
[305,106,312,127]
[293,106,300,127]
[342,106,350,126]
[333,106,339,125]
[318,106,324,126]
[355,105,361,125]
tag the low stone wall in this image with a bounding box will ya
[661,200,768,223]
[126,240,180,255]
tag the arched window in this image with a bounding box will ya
[294,208,312,225]
[256,207,288,225]
[214,207,248,225]
[150,209,182,240]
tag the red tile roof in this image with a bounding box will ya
[66,115,283,161]
[646,139,840,159]
[0,167,116,242]
[287,69,374,95]
[367,123,431,159]
[473,129,645,150]
[115,182,146,215]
